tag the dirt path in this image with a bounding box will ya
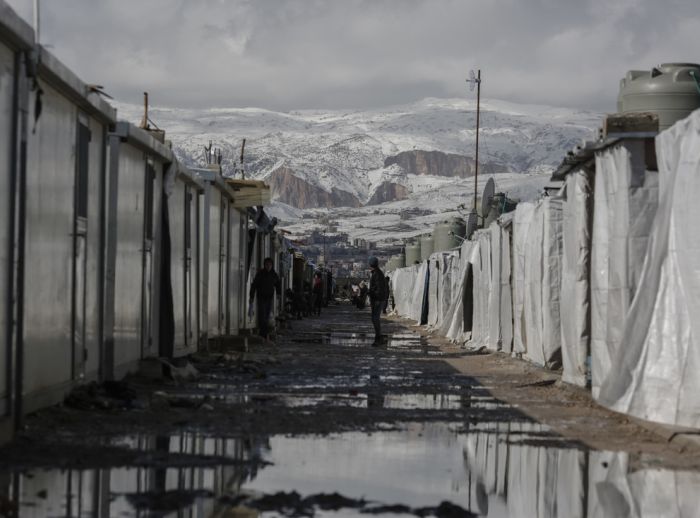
[0,304,698,516]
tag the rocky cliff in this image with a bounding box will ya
[384,150,508,177]
[266,166,361,209]
[366,182,410,205]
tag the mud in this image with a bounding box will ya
[1,304,699,517]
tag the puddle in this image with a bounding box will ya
[5,422,700,517]
[287,332,432,350]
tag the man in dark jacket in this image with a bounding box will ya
[250,257,281,341]
[368,256,386,346]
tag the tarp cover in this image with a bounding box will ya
[598,110,700,427]
[560,169,593,387]
[439,240,476,343]
[390,261,429,324]
[469,230,493,349]
[513,198,563,367]
[590,142,659,398]
[513,203,535,355]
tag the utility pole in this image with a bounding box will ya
[466,69,482,212]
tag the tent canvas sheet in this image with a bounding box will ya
[598,111,700,428]
[560,169,593,387]
[513,203,535,355]
[590,142,659,399]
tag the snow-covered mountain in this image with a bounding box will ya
[114,97,600,209]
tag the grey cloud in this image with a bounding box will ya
[5,0,699,111]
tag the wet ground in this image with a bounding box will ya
[1,304,700,517]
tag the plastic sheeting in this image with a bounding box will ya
[590,142,659,399]
[469,230,493,349]
[598,111,700,427]
[560,169,593,387]
[513,198,564,367]
[513,203,535,355]
[390,261,429,324]
[439,240,476,343]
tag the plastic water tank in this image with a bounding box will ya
[433,218,466,252]
[405,240,422,265]
[384,257,394,272]
[618,63,700,130]
[420,234,434,261]
[395,253,406,269]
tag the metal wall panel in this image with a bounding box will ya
[84,119,104,380]
[207,190,222,337]
[0,43,14,410]
[228,209,242,335]
[169,180,199,356]
[113,144,146,372]
[169,181,186,351]
[22,82,76,403]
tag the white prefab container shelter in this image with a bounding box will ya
[193,167,238,345]
[165,162,205,358]
[104,122,172,379]
[0,1,35,437]
[21,47,117,412]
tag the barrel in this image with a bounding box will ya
[405,240,422,265]
[433,218,466,252]
[618,63,700,130]
[420,234,434,261]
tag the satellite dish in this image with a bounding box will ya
[466,69,477,92]
[481,177,495,218]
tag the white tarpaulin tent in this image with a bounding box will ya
[513,198,564,367]
[598,110,700,427]
[492,217,514,353]
[469,230,493,349]
[513,203,535,355]
[390,261,429,324]
[590,141,659,399]
[426,251,460,330]
[439,240,477,343]
[560,169,593,387]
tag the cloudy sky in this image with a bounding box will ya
[6,0,699,111]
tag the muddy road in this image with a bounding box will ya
[1,303,699,517]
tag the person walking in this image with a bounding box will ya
[368,256,387,346]
[249,257,281,342]
[312,272,324,316]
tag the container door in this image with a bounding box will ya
[220,198,230,334]
[141,162,156,356]
[72,118,90,380]
[183,186,194,347]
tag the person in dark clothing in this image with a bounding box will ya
[249,257,281,341]
[312,272,324,316]
[368,256,387,346]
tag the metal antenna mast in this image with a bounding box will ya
[466,69,482,212]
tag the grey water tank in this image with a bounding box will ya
[618,63,700,130]
[405,240,422,265]
[433,218,466,252]
[384,257,394,272]
[395,252,406,269]
[420,234,434,261]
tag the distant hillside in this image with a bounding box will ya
[114,97,599,208]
